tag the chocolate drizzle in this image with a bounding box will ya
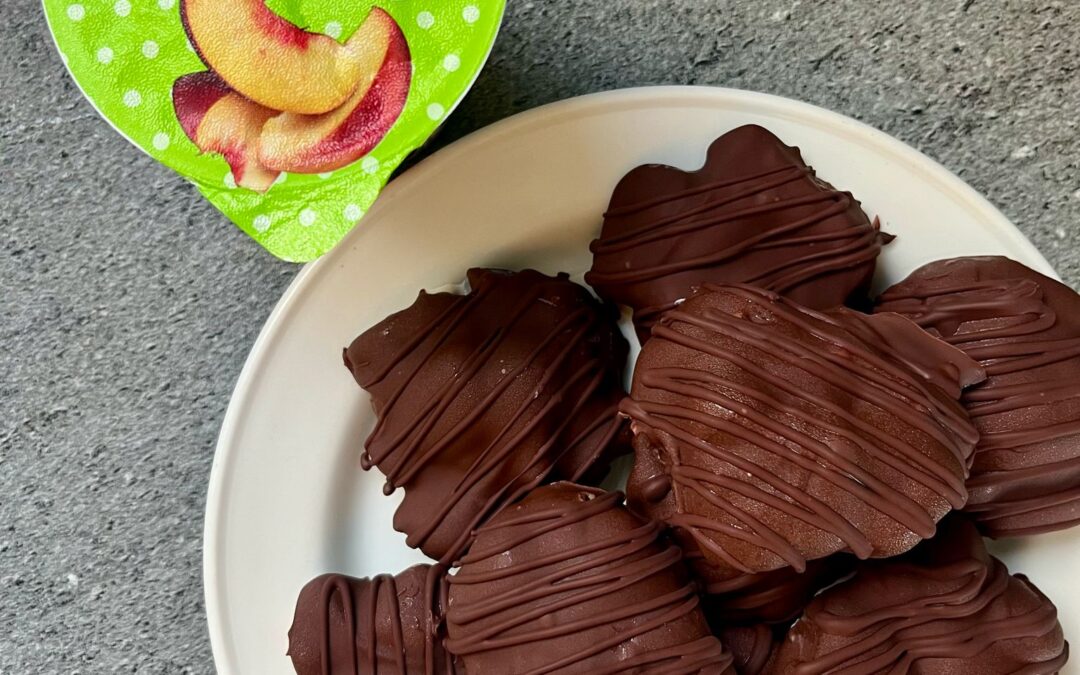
[623,284,982,577]
[288,565,456,675]
[766,518,1069,674]
[586,125,890,340]
[444,482,735,674]
[876,256,1080,537]
[344,269,628,563]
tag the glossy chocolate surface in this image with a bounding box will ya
[624,284,981,577]
[345,268,628,562]
[445,482,735,674]
[766,518,1068,674]
[877,256,1080,537]
[288,565,455,675]
[586,124,889,341]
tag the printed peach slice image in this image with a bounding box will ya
[173,72,280,192]
[258,9,411,174]
[181,1,398,115]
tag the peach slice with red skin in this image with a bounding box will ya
[173,72,280,192]
[181,0,394,115]
[258,9,411,174]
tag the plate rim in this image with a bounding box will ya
[202,84,1057,674]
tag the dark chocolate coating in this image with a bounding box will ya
[445,482,735,674]
[876,256,1080,537]
[288,565,456,675]
[716,625,778,675]
[623,284,982,578]
[344,268,629,563]
[586,124,890,341]
[765,518,1069,674]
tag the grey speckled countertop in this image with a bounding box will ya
[3,0,1080,672]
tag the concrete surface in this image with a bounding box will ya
[3,0,1079,672]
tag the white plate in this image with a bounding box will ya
[205,86,1078,675]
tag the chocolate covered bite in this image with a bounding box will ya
[344,268,628,563]
[715,625,777,675]
[445,482,735,674]
[877,256,1080,537]
[699,554,855,626]
[289,565,456,675]
[766,518,1069,674]
[700,554,854,672]
[623,284,982,578]
[586,124,889,341]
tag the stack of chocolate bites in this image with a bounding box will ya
[287,125,1076,674]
